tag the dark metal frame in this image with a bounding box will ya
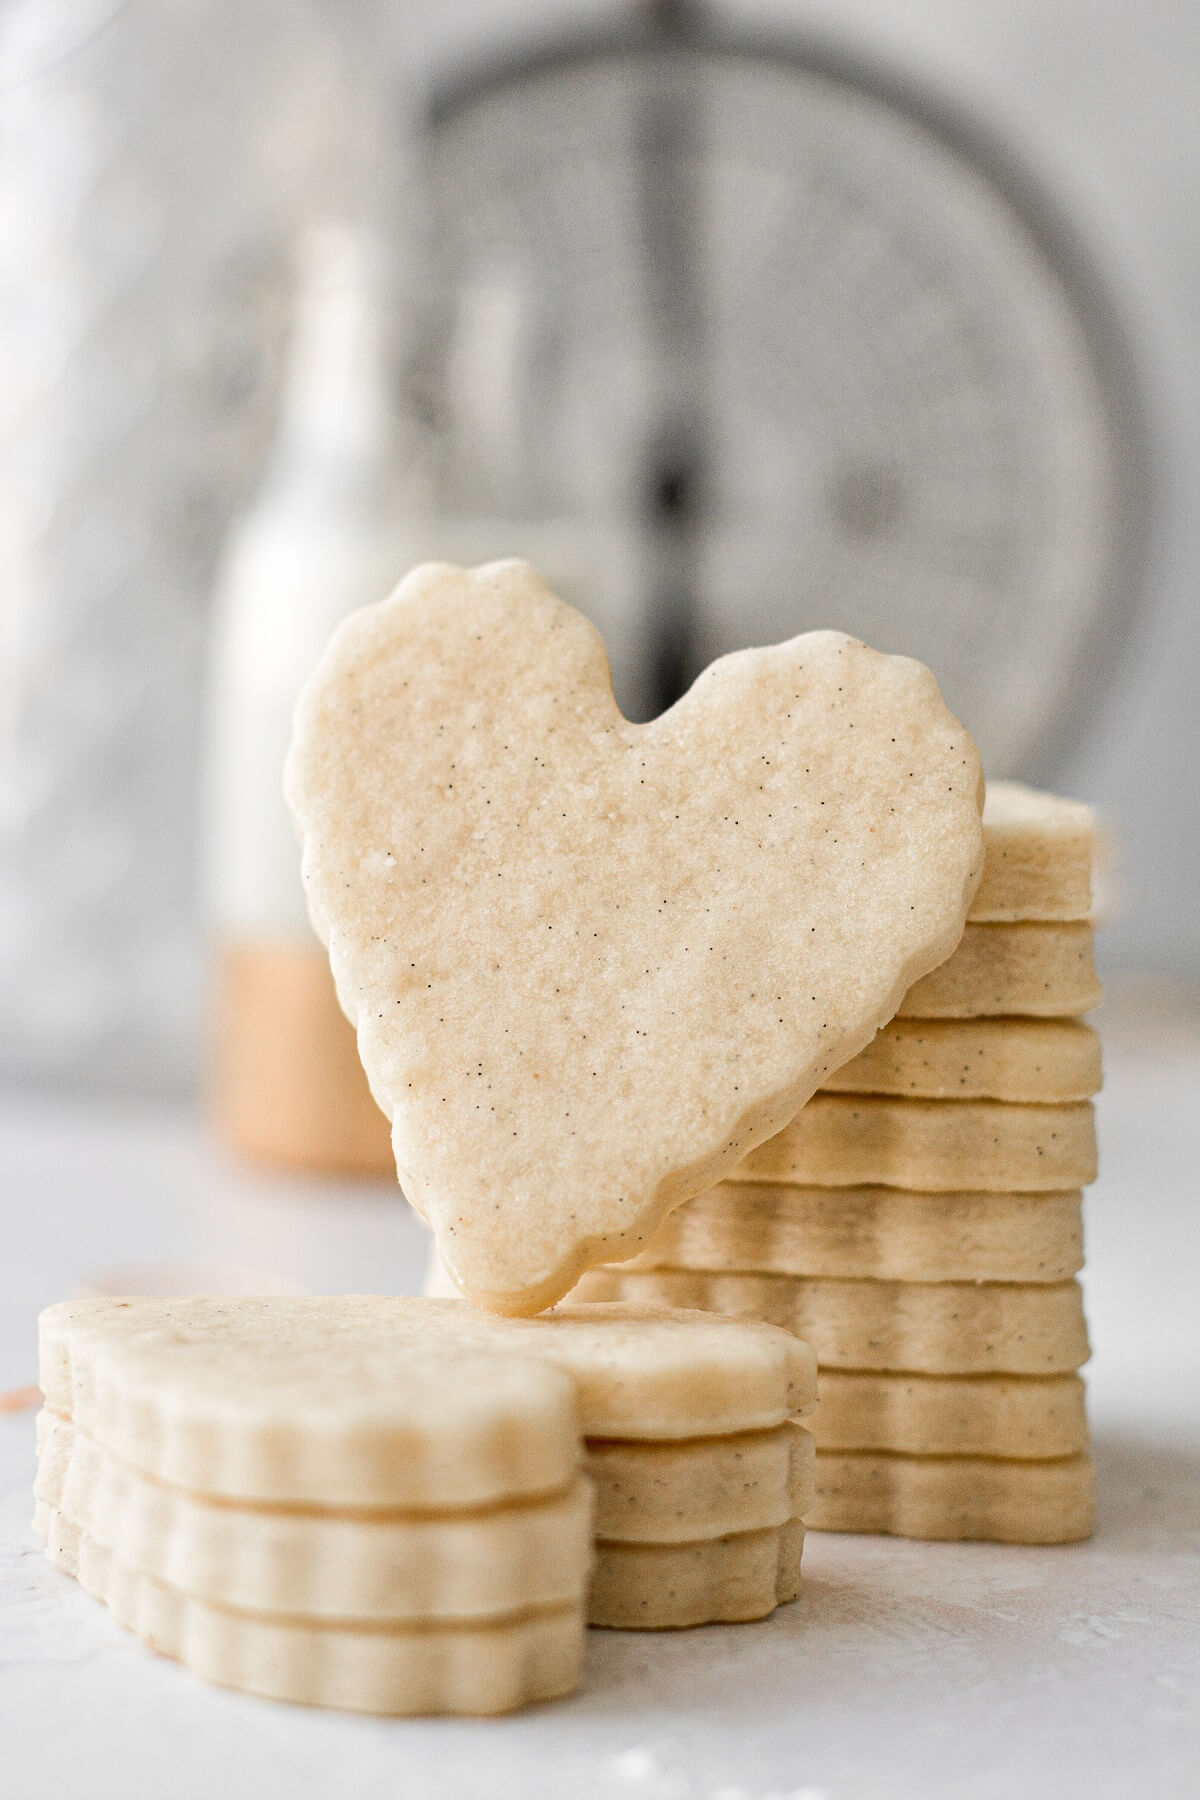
[422,3,1156,777]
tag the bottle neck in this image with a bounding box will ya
[260,225,423,515]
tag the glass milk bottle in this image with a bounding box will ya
[205,222,422,1171]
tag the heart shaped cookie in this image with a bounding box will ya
[286,561,982,1312]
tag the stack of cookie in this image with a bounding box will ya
[414,1276,819,1628]
[417,1277,820,1629]
[577,783,1102,1543]
[587,1416,814,1628]
[34,1297,596,1715]
[37,1295,816,1707]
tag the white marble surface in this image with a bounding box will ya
[2,1039,1199,1800]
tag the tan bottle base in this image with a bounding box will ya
[211,941,395,1176]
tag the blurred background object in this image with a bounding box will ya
[204,222,408,1172]
[0,0,365,1097]
[424,2,1146,764]
[1,0,1198,1120]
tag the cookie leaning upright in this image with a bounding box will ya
[285,559,984,1313]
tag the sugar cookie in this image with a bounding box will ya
[285,560,983,1312]
[620,1183,1084,1284]
[37,1509,585,1715]
[822,1017,1100,1101]
[427,1299,818,1437]
[587,1421,813,1543]
[810,1370,1088,1458]
[589,1519,805,1629]
[40,1297,816,1481]
[36,1411,593,1623]
[570,1271,1089,1375]
[809,1450,1094,1543]
[896,921,1100,1019]
[969,783,1093,922]
[730,1095,1097,1191]
[38,1297,581,1508]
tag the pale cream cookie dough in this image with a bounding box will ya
[36,1411,593,1623]
[587,1421,813,1543]
[809,1449,1094,1544]
[40,1296,816,1470]
[569,1271,1090,1376]
[38,1510,586,1716]
[896,920,1101,1019]
[285,559,984,1313]
[730,1095,1097,1192]
[969,783,1094,922]
[39,1295,821,1668]
[810,1370,1088,1459]
[403,1275,816,1626]
[40,1404,812,1563]
[38,1296,582,1508]
[616,1182,1084,1284]
[589,1520,806,1630]
[36,1295,598,1712]
[821,1017,1100,1102]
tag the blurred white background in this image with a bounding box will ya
[1,0,1198,1100]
